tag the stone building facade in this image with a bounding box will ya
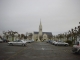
[33,21,52,41]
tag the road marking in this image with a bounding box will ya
[6,47,26,60]
[42,48,44,50]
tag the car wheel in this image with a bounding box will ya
[78,50,80,54]
[64,44,67,46]
[9,43,13,46]
[55,44,57,46]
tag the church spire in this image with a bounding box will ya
[39,19,42,31]
[38,19,42,41]
[39,19,42,33]
[40,19,41,25]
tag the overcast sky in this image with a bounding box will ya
[0,0,80,35]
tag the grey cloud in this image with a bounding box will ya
[0,0,80,35]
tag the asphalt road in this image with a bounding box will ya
[0,42,80,60]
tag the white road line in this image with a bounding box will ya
[42,48,44,50]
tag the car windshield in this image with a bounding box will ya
[13,40,21,42]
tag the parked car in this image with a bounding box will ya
[72,41,80,54]
[54,41,69,46]
[46,40,50,43]
[0,39,3,43]
[8,40,27,46]
[25,40,34,43]
[31,39,34,42]
[49,40,53,44]
[54,41,58,45]
[2,38,9,42]
[51,41,57,45]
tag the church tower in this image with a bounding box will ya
[39,20,42,36]
[38,20,42,41]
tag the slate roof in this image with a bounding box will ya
[34,32,52,36]
[34,32,39,34]
[43,32,52,36]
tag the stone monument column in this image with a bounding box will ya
[37,34,40,41]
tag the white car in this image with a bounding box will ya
[8,40,27,46]
[54,41,69,46]
[51,41,57,45]
[72,41,80,54]
[0,39,3,43]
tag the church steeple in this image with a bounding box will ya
[40,19,41,26]
[38,19,43,41]
[39,19,42,36]
[39,19,42,31]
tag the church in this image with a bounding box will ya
[33,21,53,41]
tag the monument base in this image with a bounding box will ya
[37,39,40,41]
[37,37,41,42]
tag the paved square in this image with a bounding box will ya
[0,42,80,60]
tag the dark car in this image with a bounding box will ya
[46,40,50,43]
[2,38,9,42]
